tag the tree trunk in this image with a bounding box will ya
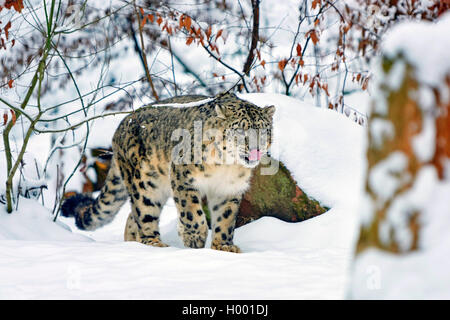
[356,53,450,254]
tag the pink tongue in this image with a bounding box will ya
[249,149,262,161]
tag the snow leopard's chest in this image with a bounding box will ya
[192,165,252,198]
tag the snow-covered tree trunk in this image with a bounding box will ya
[350,14,450,298]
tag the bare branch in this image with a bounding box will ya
[242,0,260,76]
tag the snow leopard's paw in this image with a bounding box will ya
[211,241,241,253]
[141,237,169,248]
[178,222,207,249]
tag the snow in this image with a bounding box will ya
[368,151,409,204]
[385,60,406,90]
[152,98,214,108]
[240,93,365,209]
[352,173,450,299]
[412,115,436,162]
[0,93,365,299]
[351,199,450,300]
[382,12,450,87]
[0,198,89,242]
[370,118,394,149]
[0,207,352,299]
[386,166,438,250]
[0,151,46,201]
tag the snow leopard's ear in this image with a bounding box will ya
[215,104,228,120]
[264,105,276,119]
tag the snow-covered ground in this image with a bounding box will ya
[0,94,365,299]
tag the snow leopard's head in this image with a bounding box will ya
[212,92,275,168]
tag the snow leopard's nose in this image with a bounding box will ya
[248,149,263,161]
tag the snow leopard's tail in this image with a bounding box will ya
[60,158,128,230]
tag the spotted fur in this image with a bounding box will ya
[61,92,275,252]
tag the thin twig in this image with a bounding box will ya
[283,2,327,95]
[169,48,212,93]
[131,1,159,101]
[35,111,132,134]
[168,36,178,96]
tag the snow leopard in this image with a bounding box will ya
[61,92,275,253]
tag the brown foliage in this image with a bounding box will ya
[0,0,24,12]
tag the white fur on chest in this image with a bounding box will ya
[193,165,251,198]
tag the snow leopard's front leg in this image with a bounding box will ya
[208,195,242,253]
[171,165,208,249]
